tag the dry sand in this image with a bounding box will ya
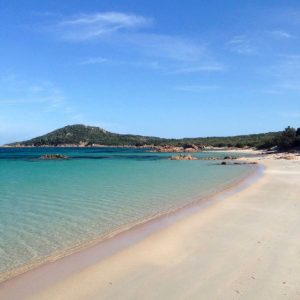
[1,155,300,300]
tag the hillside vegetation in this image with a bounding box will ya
[9,124,298,149]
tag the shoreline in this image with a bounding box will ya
[25,157,300,300]
[0,164,262,298]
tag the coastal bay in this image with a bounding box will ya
[0,148,254,283]
[1,153,299,299]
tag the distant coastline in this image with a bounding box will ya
[6,124,282,149]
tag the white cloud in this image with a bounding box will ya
[51,12,151,41]
[79,56,161,70]
[263,55,300,93]
[0,74,83,118]
[0,76,64,108]
[267,30,293,39]
[80,57,110,65]
[170,64,225,74]
[78,34,225,74]
[0,74,88,144]
[174,85,220,92]
[41,12,225,74]
[127,34,205,62]
[226,35,256,55]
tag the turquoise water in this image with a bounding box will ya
[0,148,254,279]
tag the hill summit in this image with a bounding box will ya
[11,124,167,147]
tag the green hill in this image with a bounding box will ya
[9,124,283,148]
[10,125,170,147]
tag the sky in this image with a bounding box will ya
[0,0,300,144]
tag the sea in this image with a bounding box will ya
[0,147,256,281]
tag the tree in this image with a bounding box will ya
[296,128,300,146]
[276,126,296,149]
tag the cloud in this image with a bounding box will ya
[0,75,64,108]
[0,74,84,119]
[174,85,220,92]
[170,64,225,74]
[267,30,293,39]
[50,12,151,41]
[126,34,205,62]
[79,56,161,70]
[51,12,203,63]
[263,55,300,93]
[124,33,226,73]
[78,34,225,74]
[40,11,225,74]
[225,35,256,55]
[0,74,88,144]
[80,57,110,65]
[273,55,300,90]
[79,54,224,74]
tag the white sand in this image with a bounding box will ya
[1,157,300,300]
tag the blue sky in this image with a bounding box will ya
[0,0,300,144]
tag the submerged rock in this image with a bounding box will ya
[229,161,259,165]
[40,154,68,160]
[223,156,237,160]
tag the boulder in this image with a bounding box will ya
[40,154,68,160]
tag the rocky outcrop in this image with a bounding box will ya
[155,146,184,152]
[183,144,199,152]
[170,154,198,160]
[184,147,197,152]
[151,144,200,153]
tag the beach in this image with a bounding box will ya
[0,154,299,299]
[3,0,300,298]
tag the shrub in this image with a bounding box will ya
[276,126,297,150]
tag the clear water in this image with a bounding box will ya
[0,147,254,278]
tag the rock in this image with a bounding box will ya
[234,161,258,165]
[152,146,184,153]
[170,154,198,160]
[221,161,227,165]
[184,147,198,152]
[183,144,199,151]
[40,154,68,160]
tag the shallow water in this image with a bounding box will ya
[0,147,254,277]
